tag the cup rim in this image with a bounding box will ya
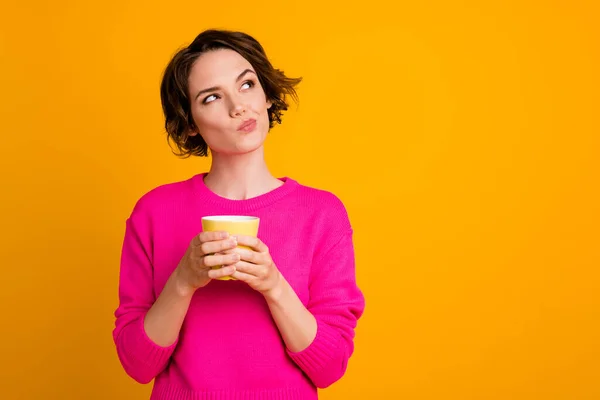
[201,215,259,221]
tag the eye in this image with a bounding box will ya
[203,94,219,104]
[241,80,255,90]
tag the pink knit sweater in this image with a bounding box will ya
[113,173,365,399]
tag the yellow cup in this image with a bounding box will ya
[201,215,260,280]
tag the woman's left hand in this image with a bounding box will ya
[231,235,282,297]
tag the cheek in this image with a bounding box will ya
[192,107,225,130]
[249,90,269,110]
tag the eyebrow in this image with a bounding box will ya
[194,69,256,101]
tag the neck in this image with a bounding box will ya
[204,146,282,200]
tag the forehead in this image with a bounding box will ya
[188,48,253,90]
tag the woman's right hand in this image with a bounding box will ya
[174,231,240,295]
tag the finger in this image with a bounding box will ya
[214,249,236,256]
[230,269,255,283]
[233,235,268,253]
[232,260,262,277]
[201,252,240,268]
[192,230,229,247]
[207,265,236,280]
[200,237,238,256]
[234,247,263,264]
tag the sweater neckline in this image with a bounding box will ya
[191,172,299,213]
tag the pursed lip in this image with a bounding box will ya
[237,118,257,132]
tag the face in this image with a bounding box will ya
[187,48,272,156]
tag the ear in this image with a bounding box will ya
[267,99,273,109]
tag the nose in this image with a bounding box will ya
[229,97,247,118]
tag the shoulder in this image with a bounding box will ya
[296,183,346,208]
[293,180,352,232]
[129,175,196,218]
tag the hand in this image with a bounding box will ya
[231,235,282,297]
[174,231,241,295]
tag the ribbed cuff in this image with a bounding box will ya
[123,317,178,371]
[286,319,342,376]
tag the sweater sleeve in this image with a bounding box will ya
[112,208,178,384]
[286,228,365,388]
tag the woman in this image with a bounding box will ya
[113,29,365,400]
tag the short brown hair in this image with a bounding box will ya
[159,29,302,158]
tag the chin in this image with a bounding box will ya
[239,129,267,151]
[213,126,268,156]
[221,140,265,156]
[239,141,265,155]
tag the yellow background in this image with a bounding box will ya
[1,1,599,399]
